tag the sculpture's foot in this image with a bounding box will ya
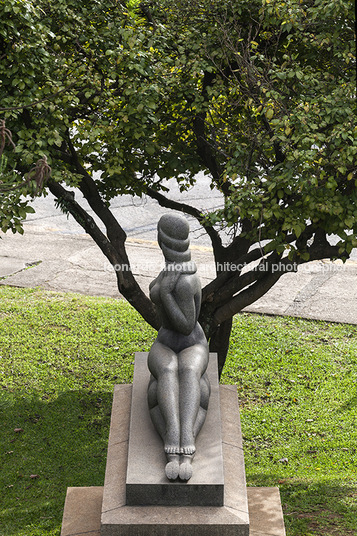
[179,445,196,455]
[180,429,196,456]
[164,429,180,456]
[165,454,180,480]
[179,454,193,481]
[164,445,180,455]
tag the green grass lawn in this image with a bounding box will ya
[0,286,356,535]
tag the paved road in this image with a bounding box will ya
[1,175,357,325]
[24,174,357,259]
[25,175,226,247]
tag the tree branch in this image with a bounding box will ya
[211,253,289,327]
[209,235,350,331]
[191,70,232,197]
[307,241,348,261]
[201,234,294,302]
[48,180,160,330]
[66,134,127,249]
[0,81,78,112]
[203,253,275,310]
[48,180,119,264]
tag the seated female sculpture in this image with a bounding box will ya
[147,213,210,481]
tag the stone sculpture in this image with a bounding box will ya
[147,213,211,481]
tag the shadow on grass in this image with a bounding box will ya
[337,395,357,412]
[2,387,356,536]
[0,387,116,536]
[247,473,357,536]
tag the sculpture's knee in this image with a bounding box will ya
[178,361,200,379]
[159,357,178,378]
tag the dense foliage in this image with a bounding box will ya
[0,0,355,369]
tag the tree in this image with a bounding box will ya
[0,0,356,373]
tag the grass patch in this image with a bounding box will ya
[0,286,156,536]
[221,313,357,535]
[1,286,357,535]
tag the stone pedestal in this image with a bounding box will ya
[61,354,286,536]
[126,353,224,506]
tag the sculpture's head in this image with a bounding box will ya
[158,214,191,263]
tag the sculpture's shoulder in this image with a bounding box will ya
[174,271,201,298]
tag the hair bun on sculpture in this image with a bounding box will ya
[158,214,191,263]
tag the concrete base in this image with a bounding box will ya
[100,378,249,535]
[126,353,224,506]
[60,378,286,535]
[61,486,285,536]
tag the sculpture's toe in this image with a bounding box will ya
[179,461,193,481]
[165,460,180,480]
[180,445,196,455]
[165,446,180,455]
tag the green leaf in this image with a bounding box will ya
[145,145,155,155]
[293,224,303,238]
[345,217,354,229]
[25,206,36,214]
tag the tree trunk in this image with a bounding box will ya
[208,317,233,378]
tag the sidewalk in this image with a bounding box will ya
[1,227,357,325]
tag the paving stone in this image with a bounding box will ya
[247,487,286,536]
[61,485,286,536]
[61,486,103,536]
